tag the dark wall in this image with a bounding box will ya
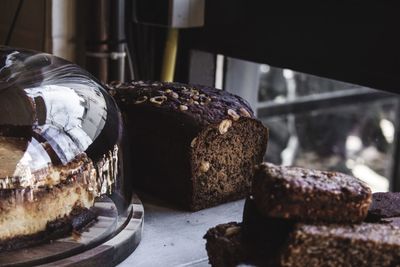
[181,1,399,93]
[0,0,48,51]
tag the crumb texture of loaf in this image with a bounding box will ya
[110,81,268,210]
[252,162,372,223]
[282,223,400,267]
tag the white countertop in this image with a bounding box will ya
[118,197,245,267]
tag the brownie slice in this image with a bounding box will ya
[204,222,278,267]
[252,162,372,223]
[366,192,400,221]
[204,222,247,267]
[281,222,400,267]
[109,81,269,210]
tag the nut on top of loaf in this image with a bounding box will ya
[107,80,254,126]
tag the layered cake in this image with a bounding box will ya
[109,81,268,210]
[0,47,122,252]
[0,133,117,251]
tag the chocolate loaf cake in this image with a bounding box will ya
[281,223,400,267]
[109,81,268,210]
[252,162,372,223]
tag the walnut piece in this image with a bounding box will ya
[239,107,251,118]
[150,95,167,105]
[225,226,240,237]
[190,137,197,148]
[134,96,148,104]
[218,119,232,134]
[179,105,188,111]
[227,109,240,121]
[200,161,210,173]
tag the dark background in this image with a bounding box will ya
[177,1,399,93]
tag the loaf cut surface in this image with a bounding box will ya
[252,162,372,223]
[110,81,269,210]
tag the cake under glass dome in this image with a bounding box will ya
[0,46,133,263]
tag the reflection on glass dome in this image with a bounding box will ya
[0,46,127,254]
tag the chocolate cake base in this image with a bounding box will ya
[0,206,97,252]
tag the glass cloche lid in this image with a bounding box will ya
[0,46,132,260]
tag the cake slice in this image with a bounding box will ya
[282,222,400,267]
[109,81,268,210]
[204,222,280,267]
[252,162,372,223]
[204,197,291,267]
[205,221,400,267]
[205,201,400,267]
[204,222,248,267]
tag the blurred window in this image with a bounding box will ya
[220,56,399,193]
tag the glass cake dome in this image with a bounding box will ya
[0,46,133,263]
